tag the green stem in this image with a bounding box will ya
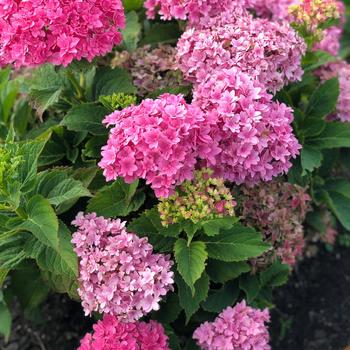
[66,70,84,101]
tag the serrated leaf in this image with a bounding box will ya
[87,178,145,217]
[92,67,136,99]
[309,122,350,149]
[61,103,108,135]
[206,260,250,283]
[201,217,239,236]
[201,280,239,313]
[20,195,59,249]
[174,239,207,293]
[29,88,62,118]
[176,273,209,324]
[239,274,261,304]
[306,78,339,118]
[203,225,270,262]
[260,261,290,287]
[301,145,323,175]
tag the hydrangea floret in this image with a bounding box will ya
[71,212,174,321]
[176,13,306,92]
[0,0,125,67]
[99,93,218,198]
[78,315,170,350]
[193,68,301,185]
[99,93,137,112]
[193,300,271,350]
[158,168,236,226]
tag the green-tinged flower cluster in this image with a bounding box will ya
[158,168,236,226]
[289,0,340,47]
[99,93,137,112]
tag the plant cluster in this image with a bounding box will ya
[0,0,349,349]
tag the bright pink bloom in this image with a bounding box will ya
[144,0,254,27]
[316,61,350,122]
[176,13,306,92]
[0,0,125,67]
[71,212,174,321]
[193,300,271,350]
[78,315,169,350]
[99,94,218,198]
[193,68,301,185]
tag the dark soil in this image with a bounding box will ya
[1,245,350,350]
[271,244,350,350]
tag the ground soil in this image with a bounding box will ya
[1,244,350,350]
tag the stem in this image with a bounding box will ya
[66,70,84,101]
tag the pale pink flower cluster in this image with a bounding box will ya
[144,0,254,27]
[193,301,271,350]
[0,0,125,67]
[99,94,218,198]
[71,212,174,321]
[79,315,169,350]
[176,14,306,93]
[193,68,301,184]
[250,0,298,20]
[316,61,350,122]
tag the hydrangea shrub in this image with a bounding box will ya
[0,0,349,348]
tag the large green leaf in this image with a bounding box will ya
[201,280,239,313]
[200,217,239,236]
[153,293,182,324]
[323,190,350,230]
[20,195,59,249]
[202,225,270,262]
[239,274,261,304]
[0,236,27,270]
[61,103,108,135]
[260,261,290,288]
[0,301,11,342]
[92,67,136,99]
[301,145,323,175]
[123,0,143,10]
[206,260,250,283]
[309,122,350,149]
[176,273,209,324]
[141,23,182,45]
[87,178,145,217]
[306,78,339,118]
[174,239,207,293]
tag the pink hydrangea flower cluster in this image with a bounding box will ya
[249,0,298,20]
[176,14,306,92]
[144,0,254,27]
[193,68,301,184]
[79,315,169,350]
[238,179,311,267]
[316,61,350,122]
[99,93,218,198]
[71,212,174,321]
[193,300,271,350]
[0,0,125,67]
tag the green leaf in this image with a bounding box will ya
[206,260,250,283]
[176,273,209,324]
[202,225,270,262]
[201,217,239,236]
[303,50,337,72]
[0,302,11,342]
[306,78,339,119]
[260,261,290,287]
[61,103,108,135]
[29,88,62,118]
[20,195,59,249]
[87,178,145,217]
[301,145,323,175]
[92,67,136,99]
[201,280,239,313]
[323,191,350,230]
[34,170,91,211]
[174,239,207,292]
[301,117,326,138]
[164,325,182,350]
[24,222,78,279]
[83,135,108,159]
[239,274,261,304]
[141,23,182,45]
[0,237,27,270]
[309,122,350,149]
[123,0,143,10]
[153,293,182,324]
[323,178,350,197]
[122,12,141,51]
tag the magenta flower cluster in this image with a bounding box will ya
[99,93,218,198]
[193,68,301,184]
[0,0,125,67]
[71,212,174,321]
[317,61,350,122]
[193,300,271,350]
[78,315,169,350]
[177,13,306,93]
